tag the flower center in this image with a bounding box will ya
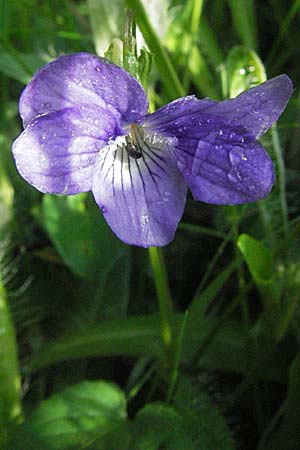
[125,124,143,159]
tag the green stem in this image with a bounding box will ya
[272,125,288,235]
[0,276,23,449]
[126,0,185,100]
[148,247,173,366]
[123,8,136,70]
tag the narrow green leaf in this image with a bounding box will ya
[188,45,219,99]
[30,314,163,372]
[0,50,44,84]
[227,0,257,50]
[0,277,23,449]
[30,313,287,383]
[8,381,128,450]
[198,17,225,68]
[188,260,238,318]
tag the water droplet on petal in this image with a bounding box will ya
[229,146,242,166]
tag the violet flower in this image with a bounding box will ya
[12,53,292,247]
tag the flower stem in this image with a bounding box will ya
[123,8,136,66]
[148,247,173,365]
[272,125,289,236]
[126,0,185,100]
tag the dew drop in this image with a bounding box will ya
[229,146,242,166]
[142,214,149,226]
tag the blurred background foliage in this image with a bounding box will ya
[1,0,300,449]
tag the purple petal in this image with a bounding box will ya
[12,105,119,194]
[146,75,292,139]
[19,52,148,127]
[208,75,292,137]
[175,133,275,204]
[145,95,217,134]
[92,135,187,247]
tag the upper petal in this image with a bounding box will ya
[19,52,148,127]
[175,131,275,204]
[12,104,119,194]
[92,130,187,247]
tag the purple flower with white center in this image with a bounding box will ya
[12,53,292,247]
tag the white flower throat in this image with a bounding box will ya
[121,124,172,160]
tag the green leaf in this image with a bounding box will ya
[104,38,123,67]
[30,312,287,383]
[237,233,281,339]
[8,381,129,450]
[137,47,153,89]
[0,276,23,449]
[0,50,44,84]
[131,403,196,449]
[30,314,163,372]
[265,358,300,450]
[226,46,266,98]
[237,233,273,283]
[42,194,127,281]
[174,377,235,450]
[227,0,257,50]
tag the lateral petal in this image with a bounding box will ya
[175,132,275,204]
